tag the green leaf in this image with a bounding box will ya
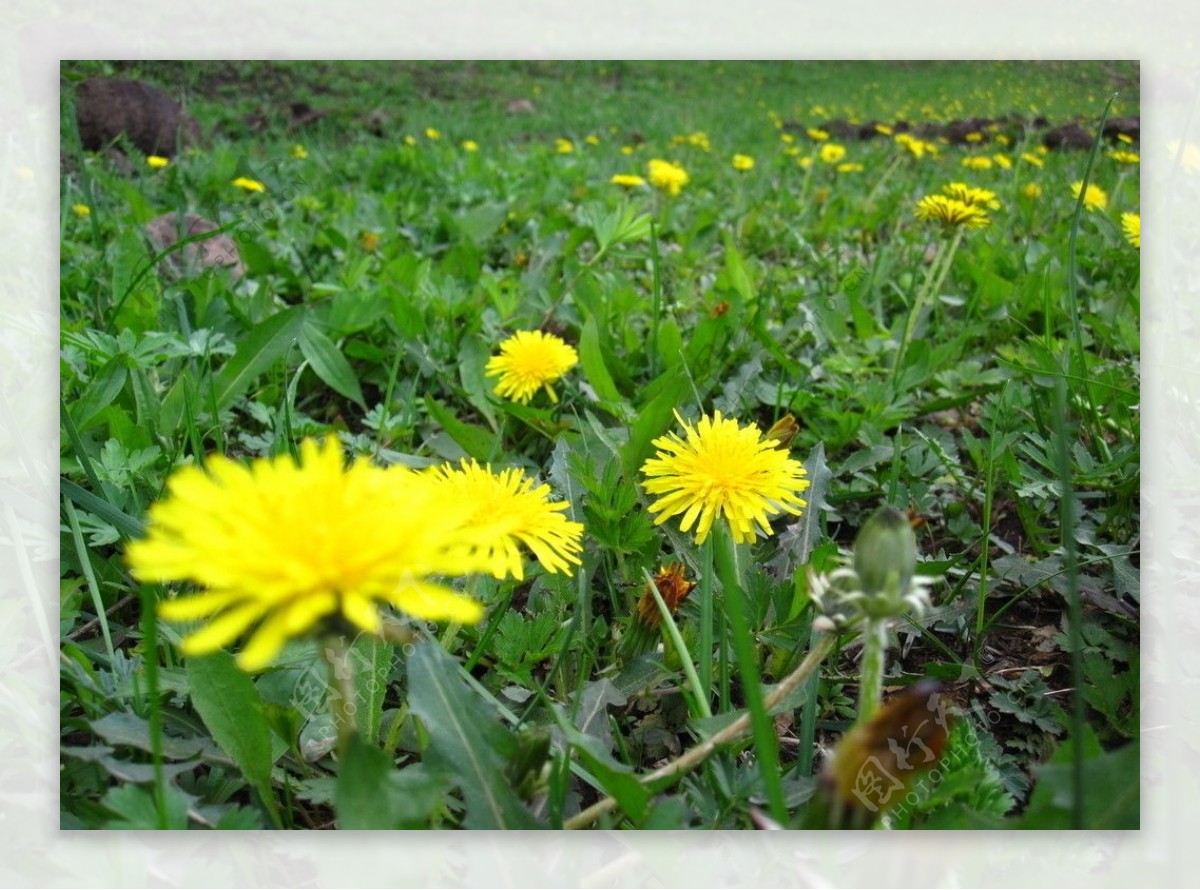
[210,306,304,411]
[61,479,145,540]
[335,735,398,829]
[406,641,540,828]
[425,397,498,462]
[349,634,396,746]
[722,234,755,302]
[1017,729,1139,828]
[621,369,689,480]
[100,782,190,830]
[456,202,509,247]
[578,315,623,405]
[186,650,280,825]
[298,319,366,407]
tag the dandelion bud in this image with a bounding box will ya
[852,506,917,602]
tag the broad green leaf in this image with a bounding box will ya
[210,306,304,411]
[406,640,540,829]
[456,202,509,247]
[722,234,755,302]
[349,633,396,746]
[100,782,190,830]
[579,316,623,404]
[1017,729,1139,829]
[186,650,280,824]
[425,397,498,462]
[299,320,366,407]
[621,369,689,480]
[335,735,398,829]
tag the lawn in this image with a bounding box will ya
[59,60,1140,830]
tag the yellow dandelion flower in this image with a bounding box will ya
[874,124,893,136]
[461,139,479,152]
[585,135,600,146]
[819,143,847,164]
[232,176,265,192]
[915,194,990,229]
[647,159,690,196]
[146,155,169,169]
[780,133,796,144]
[425,128,441,140]
[1108,149,1139,164]
[71,203,91,217]
[610,173,646,187]
[731,153,755,171]
[807,128,830,142]
[686,131,711,151]
[995,134,1011,146]
[961,156,993,170]
[555,137,575,154]
[797,156,813,169]
[485,330,579,404]
[965,132,984,143]
[640,410,810,545]
[126,438,488,672]
[1022,182,1043,199]
[291,144,308,159]
[403,135,417,146]
[941,182,1001,210]
[427,460,584,580]
[1070,180,1108,211]
[1121,212,1140,249]
[1020,151,1044,167]
[993,153,1012,169]
[837,162,864,173]
[620,145,636,155]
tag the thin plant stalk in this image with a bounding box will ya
[321,634,357,756]
[856,617,890,724]
[643,568,711,719]
[892,228,963,387]
[712,523,787,825]
[698,536,715,709]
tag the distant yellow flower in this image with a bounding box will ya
[995,134,1011,146]
[1070,180,1108,211]
[819,143,847,164]
[555,137,575,154]
[797,156,813,169]
[1021,182,1043,199]
[620,145,636,155]
[127,438,489,672]
[291,144,308,159]
[640,411,809,545]
[425,128,441,140]
[428,460,584,580]
[779,133,796,144]
[610,173,646,187]
[961,156,993,170]
[1108,150,1139,165]
[874,124,893,136]
[71,203,91,217]
[231,176,265,193]
[992,153,1012,169]
[685,131,711,151]
[585,135,600,145]
[486,330,579,404]
[895,133,937,159]
[942,182,1001,209]
[146,155,169,169]
[647,159,690,196]
[403,135,418,146]
[807,128,830,142]
[731,153,755,171]
[915,194,990,229]
[1121,212,1140,248]
[360,231,380,252]
[965,132,984,143]
[837,162,864,173]
[1020,152,1044,167]
[461,139,479,152]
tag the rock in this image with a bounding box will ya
[1042,122,1094,150]
[1103,116,1140,143]
[75,77,200,157]
[144,213,244,282]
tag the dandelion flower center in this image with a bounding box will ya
[640,411,810,545]
[485,330,579,404]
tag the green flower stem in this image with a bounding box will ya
[563,630,836,829]
[712,523,787,825]
[698,537,715,709]
[642,568,711,719]
[856,616,890,724]
[892,228,963,386]
[321,634,357,756]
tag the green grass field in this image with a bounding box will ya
[59,60,1139,830]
